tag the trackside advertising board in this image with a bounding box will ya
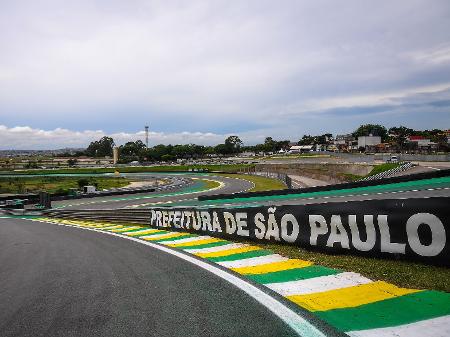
[149,198,450,265]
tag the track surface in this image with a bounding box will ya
[0,218,300,337]
[50,173,450,210]
[2,172,449,337]
[51,174,252,210]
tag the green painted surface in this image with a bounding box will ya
[247,266,341,284]
[201,176,450,205]
[316,290,450,332]
[207,249,272,262]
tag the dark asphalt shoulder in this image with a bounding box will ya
[0,218,297,337]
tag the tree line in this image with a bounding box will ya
[59,124,449,162]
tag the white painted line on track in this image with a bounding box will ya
[43,221,326,337]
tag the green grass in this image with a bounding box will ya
[217,173,287,192]
[253,241,450,292]
[0,176,130,194]
[367,163,401,177]
[0,164,254,175]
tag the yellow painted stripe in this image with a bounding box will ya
[99,225,124,230]
[125,229,161,236]
[142,232,189,241]
[167,238,225,247]
[232,259,313,275]
[287,281,420,312]
[75,222,105,228]
[195,245,261,258]
[110,226,143,233]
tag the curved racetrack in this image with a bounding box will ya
[1,172,449,337]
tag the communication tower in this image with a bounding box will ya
[145,126,149,148]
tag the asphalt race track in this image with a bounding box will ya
[0,218,318,337]
[50,174,253,210]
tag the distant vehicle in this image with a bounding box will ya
[387,155,399,163]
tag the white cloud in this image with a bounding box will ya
[0,125,234,150]
[0,1,450,144]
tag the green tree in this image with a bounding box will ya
[353,124,388,141]
[263,137,277,153]
[298,135,316,145]
[86,136,115,157]
[388,126,414,150]
[224,135,243,154]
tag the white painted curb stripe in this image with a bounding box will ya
[266,272,372,296]
[44,221,326,337]
[140,232,186,240]
[217,254,288,268]
[160,236,211,245]
[347,315,450,337]
[185,243,247,253]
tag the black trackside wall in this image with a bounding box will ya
[149,197,450,266]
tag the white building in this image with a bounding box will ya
[358,136,381,148]
[289,145,313,153]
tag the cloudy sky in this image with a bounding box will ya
[1,0,450,149]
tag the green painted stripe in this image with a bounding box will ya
[200,176,450,205]
[180,241,231,250]
[247,266,341,284]
[155,234,196,242]
[316,290,450,332]
[207,249,273,262]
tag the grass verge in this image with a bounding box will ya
[0,164,254,175]
[0,176,130,194]
[216,173,287,192]
[367,163,401,176]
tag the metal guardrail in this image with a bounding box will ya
[360,162,414,181]
[43,209,152,224]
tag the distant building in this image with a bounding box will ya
[289,145,313,153]
[334,134,354,145]
[407,136,431,147]
[358,136,381,149]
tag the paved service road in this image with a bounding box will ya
[0,218,302,337]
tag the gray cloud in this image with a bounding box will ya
[0,0,450,149]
